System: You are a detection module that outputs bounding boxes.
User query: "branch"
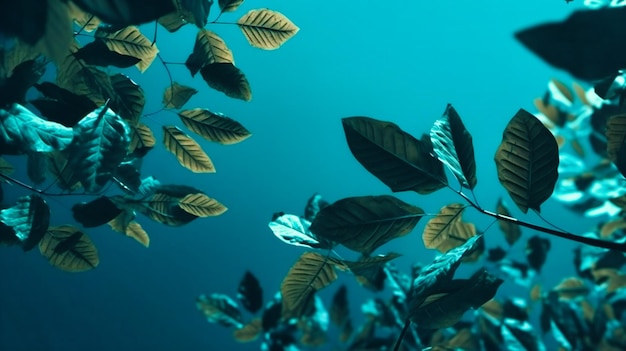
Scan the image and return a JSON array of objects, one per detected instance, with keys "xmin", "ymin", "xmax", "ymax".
[{"xmin": 0, "ymin": 173, "xmax": 97, "ymax": 197}]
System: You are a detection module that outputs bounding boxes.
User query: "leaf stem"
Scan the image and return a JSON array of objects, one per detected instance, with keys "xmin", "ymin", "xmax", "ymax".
[
  {"xmin": 392, "ymin": 319, "xmax": 411, "ymax": 351},
  {"xmin": 0, "ymin": 173, "xmax": 95, "ymax": 197}
]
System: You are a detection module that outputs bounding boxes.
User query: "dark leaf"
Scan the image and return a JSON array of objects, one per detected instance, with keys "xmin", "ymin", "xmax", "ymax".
[
  {"xmin": 330, "ymin": 285, "xmax": 349, "ymax": 327},
  {"xmin": 26, "ymin": 151, "xmax": 47, "ymax": 185},
  {"xmin": 31, "ymin": 82, "xmax": 97, "ymax": 127},
  {"xmin": 501, "ymin": 319, "xmax": 544, "ymax": 351},
  {"xmin": 196, "ymin": 293, "xmax": 243, "ymax": 328},
  {"xmin": 72, "ymin": 0, "xmax": 176, "ymax": 26},
  {"xmin": 0, "ymin": 1, "xmax": 47, "ymax": 44},
  {"xmin": 185, "ymin": 29, "xmax": 234, "ymax": 76},
  {"xmin": 540, "ymin": 291, "xmax": 589, "ymax": 350},
  {"xmin": 341, "ymin": 253, "xmax": 402, "ymax": 291},
  {"xmin": 108, "ymin": 73, "xmax": 145, "ymax": 126},
  {"xmin": 496, "ymin": 198, "xmax": 522, "ymax": 246},
  {"xmin": 114, "ymin": 161, "xmax": 141, "ymax": 194},
  {"xmin": 515, "ymin": 7, "xmax": 626, "ymax": 81},
  {"xmin": 73, "ymin": 40, "xmax": 141, "ymax": 68},
  {"xmin": 342, "ymin": 116, "xmax": 447, "ymax": 194},
  {"xmin": 268, "ymin": 213, "xmax": 330, "ymax": 249},
  {"xmin": 218, "ymin": 0, "xmax": 243, "ymax": 12},
  {"xmin": 237, "ymin": 271, "xmax": 263, "ymax": 313},
  {"xmin": 487, "ymin": 246, "xmax": 507, "ymax": 262},
  {"xmin": 181, "ymin": 0, "xmax": 213, "ymax": 28},
  {"xmin": 525, "ymin": 235, "xmax": 551, "ymax": 272},
  {"xmin": 72, "ymin": 196, "xmax": 122, "ymax": 228},
  {"xmin": 261, "ymin": 296, "xmax": 282, "ymax": 331},
  {"xmin": 0, "ymin": 59, "xmax": 46, "ymax": 107},
  {"xmin": 200, "ymin": 62, "xmax": 251, "ymax": 101},
  {"xmin": 233, "ymin": 318, "xmax": 262, "ymax": 343},
  {"xmin": 0, "ymin": 195, "xmax": 49, "ymax": 251},
  {"xmin": 303, "ymin": 193, "xmax": 329, "ymax": 222},
  {"xmin": 39, "ymin": 225, "xmax": 99, "ymax": 271}
]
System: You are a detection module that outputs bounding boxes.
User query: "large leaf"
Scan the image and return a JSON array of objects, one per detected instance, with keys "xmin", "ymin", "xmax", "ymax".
[
  {"xmin": 0, "ymin": 195, "xmax": 49, "ymax": 251},
  {"xmin": 0, "ymin": 0, "xmax": 47, "ymax": 45},
  {"xmin": 108, "ymin": 210, "xmax": 150, "ymax": 247},
  {"xmin": 281, "ymin": 252, "xmax": 338, "ymax": 319},
  {"xmin": 200, "ymin": 62, "xmax": 251, "ymax": 101},
  {"xmin": 96, "ymin": 26, "xmax": 158, "ymax": 72},
  {"xmin": 269, "ymin": 213, "xmax": 329, "ymax": 249},
  {"xmin": 342, "ymin": 117, "xmax": 447, "ymax": 194},
  {"xmin": 66, "ymin": 104, "xmax": 131, "ymax": 193},
  {"xmin": 185, "ymin": 29, "xmax": 234, "ymax": 76},
  {"xmin": 163, "ymin": 82, "xmax": 198, "ymax": 109},
  {"xmin": 178, "ymin": 108, "xmax": 251, "ymax": 144},
  {"xmin": 38, "ymin": 225, "xmax": 99, "ymax": 272},
  {"xmin": 72, "ymin": 0, "xmax": 175, "ymax": 26},
  {"xmin": 310, "ymin": 195, "xmax": 424, "ymax": 255},
  {"xmin": 162, "ymin": 125, "xmax": 215, "ymax": 173},
  {"xmin": 108, "ymin": 73, "xmax": 145, "ymax": 125},
  {"xmin": 237, "ymin": 271, "xmax": 263, "ymax": 313},
  {"xmin": 196, "ymin": 293, "xmax": 243, "ymax": 328},
  {"xmin": 422, "ymin": 203, "xmax": 477, "ymax": 254},
  {"xmin": 494, "ymin": 109, "xmax": 559, "ymax": 213},
  {"xmin": 237, "ymin": 9, "xmax": 299, "ymax": 50},
  {"xmin": 0, "ymin": 103, "xmax": 73, "ymax": 155},
  {"xmin": 178, "ymin": 193, "xmax": 227, "ymax": 216},
  {"xmin": 430, "ymin": 104, "xmax": 477, "ymax": 189}
]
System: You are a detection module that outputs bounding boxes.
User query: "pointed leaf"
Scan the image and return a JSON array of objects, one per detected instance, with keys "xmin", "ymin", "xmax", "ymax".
[
  {"xmin": 178, "ymin": 108, "xmax": 251, "ymax": 144},
  {"xmin": 96, "ymin": 26, "xmax": 158, "ymax": 72},
  {"xmin": 200, "ymin": 62, "xmax": 251, "ymax": 101},
  {"xmin": 39, "ymin": 225, "xmax": 98, "ymax": 272},
  {"xmin": 32, "ymin": 82, "xmax": 98, "ymax": 127},
  {"xmin": 46, "ymin": 151, "xmax": 81, "ymax": 191},
  {"xmin": 129, "ymin": 122, "xmax": 155, "ymax": 153},
  {"xmin": 72, "ymin": 0, "xmax": 175, "ymax": 26},
  {"xmin": 185, "ymin": 29, "xmax": 233, "ymax": 76},
  {"xmin": 0, "ymin": 195, "xmax": 49, "ymax": 251},
  {"xmin": 496, "ymin": 198, "xmax": 522, "ymax": 246},
  {"xmin": 108, "ymin": 210, "xmax": 150, "ymax": 247},
  {"xmin": 109, "ymin": 73, "xmax": 145, "ymax": 125},
  {"xmin": 430, "ymin": 104, "xmax": 477, "ymax": 189},
  {"xmin": 196, "ymin": 293, "xmax": 243, "ymax": 328},
  {"xmin": 526, "ymin": 235, "xmax": 551, "ymax": 272},
  {"xmin": 237, "ymin": 271, "xmax": 263, "ymax": 313},
  {"xmin": 178, "ymin": 193, "xmax": 227, "ymax": 216},
  {"xmin": 269, "ymin": 213, "xmax": 328, "ymax": 249},
  {"xmin": 237, "ymin": 9, "xmax": 299, "ymax": 50},
  {"xmin": 158, "ymin": 0, "xmax": 211, "ymax": 32},
  {"xmin": 343, "ymin": 117, "xmax": 447, "ymax": 194},
  {"xmin": 219, "ymin": 0, "xmax": 243, "ymax": 12},
  {"xmin": 163, "ymin": 83, "xmax": 198, "ymax": 109},
  {"xmin": 73, "ymin": 40, "xmax": 142, "ymax": 68},
  {"xmin": 310, "ymin": 195, "xmax": 424, "ymax": 255},
  {"xmin": 494, "ymin": 109, "xmax": 559, "ymax": 213},
  {"xmin": 162, "ymin": 125, "xmax": 215, "ymax": 173},
  {"xmin": 422, "ymin": 203, "xmax": 477, "ymax": 254}
]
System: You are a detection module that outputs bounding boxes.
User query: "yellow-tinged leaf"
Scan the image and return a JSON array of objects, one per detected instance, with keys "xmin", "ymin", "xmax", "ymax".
[
  {"xmin": 97, "ymin": 26, "xmax": 158, "ymax": 72},
  {"xmin": 237, "ymin": 9, "xmax": 299, "ymax": 50},
  {"xmin": 179, "ymin": 193, "xmax": 227, "ymax": 217},
  {"xmin": 126, "ymin": 221, "xmax": 149, "ymax": 247},
  {"xmin": 573, "ymin": 82, "xmax": 590, "ymax": 106},
  {"xmin": 190, "ymin": 29, "xmax": 234, "ymax": 67},
  {"xmin": 0, "ymin": 157, "xmax": 14, "ymax": 176},
  {"xmin": 533, "ymin": 97, "xmax": 559, "ymax": 127},
  {"xmin": 163, "ymin": 83, "xmax": 198, "ymax": 109},
  {"xmin": 68, "ymin": 1, "xmax": 101, "ymax": 32},
  {"xmin": 481, "ymin": 299, "xmax": 503, "ymax": 320},
  {"xmin": 551, "ymin": 79, "xmax": 574, "ymax": 104},
  {"xmin": 423, "ymin": 203, "xmax": 475, "ymax": 253},
  {"xmin": 219, "ymin": 0, "xmax": 244, "ymax": 12},
  {"xmin": 600, "ymin": 217, "xmax": 626, "ymax": 238},
  {"xmin": 39, "ymin": 225, "xmax": 99, "ymax": 272},
  {"xmin": 162, "ymin": 126, "xmax": 215, "ymax": 173},
  {"xmin": 0, "ymin": 40, "xmax": 40, "ymax": 79},
  {"xmin": 233, "ymin": 318, "xmax": 262, "ymax": 343},
  {"xmin": 580, "ymin": 300, "xmax": 595, "ymax": 322},
  {"xmin": 130, "ymin": 123, "xmax": 156, "ymax": 152},
  {"xmin": 553, "ymin": 277, "xmax": 588, "ymax": 300},
  {"xmin": 108, "ymin": 210, "xmax": 150, "ymax": 247},
  {"xmin": 607, "ymin": 273, "xmax": 626, "ymax": 293},
  {"xmin": 178, "ymin": 109, "xmax": 251, "ymax": 145}
]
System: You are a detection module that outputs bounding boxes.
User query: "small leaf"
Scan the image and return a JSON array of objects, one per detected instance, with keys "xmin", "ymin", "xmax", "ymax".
[
  {"xmin": 219, "ymin": 0, "xmax": 244, "ymax": 12},
  {"xmin": 96, "ymin": 26, "xmax": 159, "ymax": 72},
  {"xmin": 304, "ymin": 193, "xmax": 330, "ymax": 222},
  {"xmin": 233, "ymin": 318, "xmax": 262, "ymax": 343},
  {"xmin": 185, "ymin": 29, "xmax": 234, "ymax": 76},
  {"xmin": 330, "ymin": 285, "xmax": 349, "ymax": 328},
  {"xmin": 39, "ymin": 225, "xmax": 99, "ymax": 272},
  {"xmin": 72, "ymin": 0, "xmax": 176, "ymax": 26},
  {"xmin": 163, "ymin": 83, "xmax": 198, "ymax": 109},
  {"xmin": 108, "ymin": 210, "xmax": 150, "ymax": 247},
  {"xmin": 72, "ymin": 196, "xmax": 122, "ymax": 228},
  {"xmin": 268, "ymin": 213, "xmax": 328, "ymax": 249},
  {"xmin": 129, "ymin": 123, "xmax": 156, "ymax": 153},
  {"xmin": 162, "ymin": 125, "xmax": 215, "ymax": 173},
  {"xmin": 0, "ymin": 157, "xmax": 14, "ymax": 175},
  {"xmin": 494, "ymin": 109, "xmax": 559, "ymax": 213},
  {"xmin": 496, "ymin": 198, "xmax": 522, "ymax": 246},
  {"xmin": 200, "ymin": 63, "xmax": 251, "ymax": 101},
  {"xmin": 422, "ymin": 203, "xmax": 475, "ymax": 253},
  {"xmin": 525, "ymin": 235, "xmax": 551, "ymax": 272},
  {"xmin": 196, "ymin": 293, "xmax": 243, "ymax": 328},
  {"xmin": 237, "ymin": 9, "xmax": 299, "ymax": 50},
  {"xmin": 178, "ymin": 108, "xmax": 251, "ymax": 144},
  {"xmin": 552, "ymin": 277, "xmax": 588, "ymax": 300},
  {"xmin": 237, "ymin": 271, "xmax": 263, "ymax": 313},
  {"xmin": 178, "ymin": 193, "xmax": 227, "ymax": 216},
  {"xmin": 181, "ymin": 0, "xmax": 213, "ymax": 28}
]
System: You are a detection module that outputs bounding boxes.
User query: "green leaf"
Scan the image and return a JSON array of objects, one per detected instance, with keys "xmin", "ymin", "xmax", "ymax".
[
  {"xmin": 178, "ymin": 108, "xmax": 251, "ymax": 144},
  {"xmin": 0, "ymin": 103, "xmax": 73, "ymax": 155},
  {"xmin": 430, "ymin": 104, "xmax": 477, "ymax": 189},
  {"xmin": 66, "ymin": 104, "xmax": 131, "ymax": 193},
  {"xmin": 494, "ymin": 109, "xmax": 559, "ymax": 213},
  {"xmin": 310, "ymin": 195, "xmax": 424, "ymax": 255},
  {"xmin": 0, "ymin": 195, "xmax": 50, "ymax": 251},
  {"xmin": 342, "ymin": 117, "xmax": 447, "ymax": 194},
  {"xmin": 39, "ymin": 225, "xmax": 99, "ymax": 272}
]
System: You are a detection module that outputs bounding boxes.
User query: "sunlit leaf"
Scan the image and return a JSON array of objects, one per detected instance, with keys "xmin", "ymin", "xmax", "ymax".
[
  {"xmin": 0, "ymin": 195, "xmax": 49, "ymax": 251},
  {"xmin": 200, "ymin": 62, "xmax": 251, "ymax": 101},
  {"xmin": 233, "ymin": 318, "xmax": 262, "ymax": 343},
  {"xmin": 39, "ymin": 225, "xmax": 98, "ymax": 272},
  {"xmin": 422, "ymin": 203, "xmax": 476, "ymax": 254},
  {"xmin": 178, "ymin": 108, "xmax": 251, "ymax": 144},
  {"xmin": 185, "ymin": 29, "xmax": 234, "ymax": 76},
  {"xmin": 72, "ymin": 0, "xmax": 175, "ymax": 26},
  {"xmin": 237, "ymin": 9, "xmax": 299, "ymax": 50},
  {"xmin": 108, "ymin": 209, "xmax": 150, "ymax": 247},
  {"xmin": 96, "ymin": 26, "xmax": 158, "ymax": 72},
  {"xmin": 196, "ymin": 293, "xmax": 243, "ymax": 328},
  {"xmin": 494, "ymin": 109, "xmax": 559, "ymax": 213},
  {"xmin": 163, "ymin": 82, "xmax": 198, "ymax": 109},
  {"xmin": 237, "ymin": 271, "xmax": 263, "ymax": 313},
  {"xmin": 129, "ymin": 123, "xmax": 155, "ymax": 153},
  {"xmin": 162, "ymin": 125, "xmax": 215, "ymax": 173},
  {"xmin": 178, "ymin": 193, "xmax": 227, "ymax": 216},
  {"xmin": 496, "ymin": 198, "xmax": 522, "ymax": 246},
  {"xmin": 342, "ymin": 116, "xmax": 447, "ymax": 194}
]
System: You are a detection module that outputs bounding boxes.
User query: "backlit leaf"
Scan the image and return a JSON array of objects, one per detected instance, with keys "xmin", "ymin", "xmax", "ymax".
[
  {"xmin": 163, "ymin": 83, "xmax": 198, "ymax": 109},
  {"xmin": 32, "ymin": 0, "xmax": 73, "ymax": 65},
  {"xmin": 185, "ymin": 29, "xmax": 233, "ymax": 76},
  {"xmin": 162, "ymin": 125, "xmax": 215, "ymax": 173},
  {"xmin": 237, "ymin": 9, "xmax": 299, "ymax": 50},
  {"xmin": 39, "ymin": 225, "xmax": 99, "ymax": 272},
  {"xmin": 269, "ymin": 213, "xmax": 328, "ymax": 249},
  {"xmin": 129, "ymin": 123, "xmax": 155, "ymax": 153},
  {"xmin": 494, "ymin": 109, "xmax": 559, "ymax": 213},
  {"xmin": 109, "ymin": 211, "xmax": 150, "ymax": 247},
  {"xmin": 200, "ymin": 62, "xmax": 251, "ymax": 101},
  {"xmin": 526, "ymin": 235, "xmax": 551, "ymax": 272},
  {"xmin": 73, "ymin": 40, "xmax": 141, "ymax": 68},
  {"xmin": 32, "ymin": 82, "xmax": 98, "ymax": 127},
  {"xmin": 96, "ymin": 26, "xmax": 158, "ymax": 72},
  {"xmin": 68, "ymin": 1, "xmax": 101, "ymax": 32},
  {"xmin": 178, "ymin": 193, "xmax": 227, "ymax": 217},
  {"xmin": 196, "ymin": 293, "xmax": 243, "ymax": 328},
  {"xmin": 178, "ymin": 108, "xmax": 251, "ymax": 144}
]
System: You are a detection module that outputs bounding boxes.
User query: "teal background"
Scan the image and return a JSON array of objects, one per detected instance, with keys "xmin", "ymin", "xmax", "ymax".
[{"xmin": 0, "ymin": 1, "xmax": 602, "ymax": 350}]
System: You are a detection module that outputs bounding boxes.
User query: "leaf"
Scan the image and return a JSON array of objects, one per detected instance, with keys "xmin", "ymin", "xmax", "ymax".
[
  {"xmin": 178, "ymin": 108, "xmax": 251, "ymax": 144},
  {"xmin": 304, "ymin": 193, "xmax": 330, "ymax": 222},
  {"xmin": 310, "ymin": 195, "xmax": 424, "ymax": 255},
  {"xmin": 72, "ymin": 196, "xmax": 122, "ymax": 228},
  {"xmin": 162, "ymin": 125, "xmax": 215, "ymax": 173},
  {"xmin": 109, "ymin": 73, "xmax": 145, "ymax": 125},
  {"xmin": 342, "ymin": 117, "xmax": 447, "ymax": 194},
  {"xmin": 178, "ymin": 193, "xmax": 227, "ymax": 216},
  {"xmin": 185, "ymin": 29, "xmax": 234, "ymax": 76},
  {"xmin": 553, "ymin": 277, "xmax": 589, "ymax": 300},
  {"xmin": 219, "ymin": 0, "xmax": 243, "ymax": 12},
  {"xmin": 66, "ymin": 104, "xmax": 131, "ymax": 193},
  {"xmin": 0, "ymin": 195, "xmax": 49, "ymax": 251},
  {"xmin": 181, "ymin": 0, "xmax": 213, "ymax": 28},
  {"xmin": 158, "ymin": 0, "xmax": 207, "ymax": 32},
  {"xmin": 237, "ymin": 9, "xmax": 299, "ymax": 50},
  {"xmin": 108, "ymin": 210, "xmax": 150, "ymax": 247},
  {"xmin": 96, "ymin": 26, "xmax": 159, "ymax": 72},
  {"xmin": 200, "ymin": 63, "xmax": 252, "ymax": 101},
  {"xmin": 606, "ymin": 114, "xmax": 626, "ymax": 163},
  {"xmin": 73, "ymin": 40, "xmax": 142, "ymax": 68},
  {"xmin": 39, "ymin": 226, "xmax": 99, "ymax": 272},
  {"xmin": 430, "ymin": 104, "xmax": 477, "ymax": 189},
  {"xmin": 342, "ymin": 253, "xmax": 402, "ymax": 290},
  {"xmin": 46, "ymin": 151, "xmax": 81, "ymax": 191},
  {"xmin": 31, "ymin": 82, "xmax": 98, "ymax": 127},
  {"xmin": 26, "ymin": 151, "xmax": 47, "ymax": 185},
  {"xmin": 422, "ymin": 203, "xmax": 473, "ymax": 253},
  {"xmin": 237, "ymin": 271, "xmax": 263, "ymax": 313},
  {"xmin": 0, "ymin": 157, "xmax": 14, "ymax": 175},
  {"xmin": 268, "ymin": 213, "xmax": 329, "ymax": 249},
  {"xmin": 526, "ymin": 235, "xmax": 551, "ymax": 272},
  {"xmin": 0, "ymin": 59, "xmax": 46, "ymax": 107},
  {"xmin": 163, "ymin": 83, "xmax": 198, "ymax": 109},
  {"xmin": 330, "ymin": 285, "xmax": 349, "ymax": 328},
  {"xmin": 281, "ymin": 252, "xmax": 338, "ymax": 319},
  {"xmin": 0, "ymin": 103, "xmax": 73, "ymax": 155},
  {"xmin": 56, "ymin": 42, "xmax": 112, "ymax": 106},
  {"xmin": 496, "ymin": 198, "xmax": 522, "ymax": 246},
  {"xmin": 196, "ymin": 293, "xmax": 243, "ymax": 328},
  {"xmin": 72, "ymin": 0, "xmax": 176, "ymax": 26},
  {"xmin": 0, "ymin": 0, "xmax": 47, "ymax": 45},
  {"xmin": 233, "ymin": 318, "xmax": 262, "ymax": 343},
  {"xmin": 129, "ymin": 123, "xmax": 155, "ymax": 153},
  {"xmin": 32, "ymin": 0, "xmax": 73, "ymax": 65},
  {"xmin": 494, "ymin": 109, "xmax": 559, "ymax": 213}
]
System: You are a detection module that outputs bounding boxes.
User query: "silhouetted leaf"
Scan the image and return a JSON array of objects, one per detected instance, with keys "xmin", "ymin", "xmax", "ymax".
[
  {"xmin": 31, "ymin": 82, "xmax": 97, "ymax": 127},
  {"xmin": 310, "ymin": 195, "xmax": 424, "ymax": 255},
  {"xmin": 330, "ymin": 285, "xmax": 349, "ymax": 328},
  {"xmin": 72, "ymin": 0, "xmax": 175, "ymax": 26},
  {"xmin": 495, "ymin": 109, "xmax": 559, "ymax": 213},
  {"xmin": 237, "ymin": 9, "xmax": 299, "ymax": 50},
  {"xmin": 129, "ymin": 123, "xmax": 155, "ymax": 153},
  {"xmin": 0, "ymin": 195, "xmax": 49, "ymax": 251},
  {"xmin": 342, "ymin": 253, "xmax": 401, "ymax": 291},
  {"xmin": 430, "ymin": 104, "xmax": 477, "ymax": 189},
  {"xmin": 96, "ymin": 26, "xmax": 158, "ymax": 72},
  {"xmin": 200, "ymin": 63, "xmax": 251, "ymax": 101},
  {"xmin": 501, "ymin": 318, "xmax": 544, "ymax": 351},
  {"xmin": 304, "ymin": 193, "xmax": 329, "ymax": 222},
  {"xmin": 515, "ymin": 7, "xmax": 626, "ymax": 81},
  {"xmin": 0, "ymin": 103, "xmax": 73, "ymax": 155},
  {"xmin": 162, "ymin": 125, "xmax": 215, "ymax": 173},
  {"xmin": 196, "ymin": 293, "xmax": 243, "ymax": 328},
  {"xmin": 0, "ymin": 59, "xmax": 46, "ymax": 107},
  {"xmin": 114, "ymin": 160, "xmax": 141, "ymax": 193},
  {"xmin": 487, "ymin": 246, "xmax": 507, "ymax": 262},
  {"xmin": 553, "ymin": 277, "xmax": 589, "ymax": 300},
  {"xmin": 68, "ymin": 1, "xmax": 101, "ymax": 32},
  {"xmin": 238, "ymin": 271, "xmax": 263, "ymax": 313},
  {"xmin": 108, "ymin": 210, "xmax": 150, "ymax": 247},
  {"xmin": 26, "ymin": 151, "xmax": 47, "ymax": 185},
  {"xmin": 163, "ymin": 83, "xmax": 198, "ymax": 109},
  {"xmin": 269, "ymin": 213, "xmax": 329, "ymax": 249},
  {"xmin": 182, "ymin": 0, "xmax": 213, "ymax": 28},
  {"xmin": 185, "ymin": 29, "xmax": 234, "ymax": 76},
  {"xmin": 342, "ymin": 117, "xmax": 447, "ymax": 194},
  {"xmin": 526, "ymin": 235, "xmax": 551, "ymax": 272},
  {"xmin": 178, "ymin": 108, "xmax": 251, "ymax": 144},
  {"xmin": 108, "ymin": 73, "xmax": 145, "ymax": 125},
  {"xmin": 39, "ymin": 225, "xmax": 99, "ymax": 272},
  {"xmin": 423, "ymin": 203, "xmax": 476, "ymax": 254},
  {"xmin": 72, "ymin": 196, "xmax": 122, "ymax": 228},
  {"xmin": 66, "ymin": 104, "xmax": 131, "ymax": 192},
  {"xmin": 233, "ymin": 318, "xmax": 262, "ymax": 343},
  {"xmin": 56, "ymin": 42, "xmax": 112, "ymax": 106},
  {"xmin": 178, "ymin": 193, "xmax": 227, "ymax": 216},
  {"xmin": 496, "ymin": 198, "xmax": 522, "ymax": 246},
  {"xmin": 281, "ymin": 252, "xmax": 338, "ymax": 319},
  {"xmin": 73, "ymin": 40, "xmax": 142, "ymax": 68},
  {"xmin": 219, "ymin": 0, "xmax": 243, "ymax": 12},
  {"xmin": 0, "ymin": 0, "xmax": 47, "ymax": 45}
]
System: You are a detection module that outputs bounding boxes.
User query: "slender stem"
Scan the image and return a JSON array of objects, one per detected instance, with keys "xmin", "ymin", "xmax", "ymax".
[
  {"xmin": 74, "ymin": 15, "xmax": 95, "ymax": 37},
  {"xmin": 0, "ymin": 174, "xmax": 96, "ymax": 197},
  {"xmin": 144, "ymin": 53, "xmax": 175, "ymax": 117},
  {"xmin": 392, "ymin": 319, "xmax": 411, "ymax": 351}
]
